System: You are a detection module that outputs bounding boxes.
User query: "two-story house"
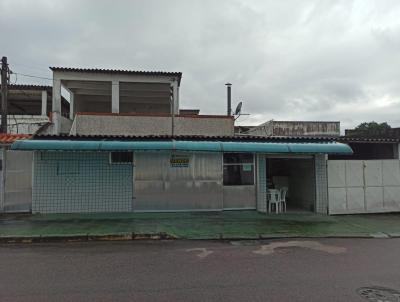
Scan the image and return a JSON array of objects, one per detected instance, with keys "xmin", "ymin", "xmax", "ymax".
[{"xmin": 10, "ymin": 67, "xmax": 353, "ymax": 214}]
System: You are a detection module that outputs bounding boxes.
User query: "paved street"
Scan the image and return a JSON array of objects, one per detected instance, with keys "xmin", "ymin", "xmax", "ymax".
[{"xmin": 1, "ymin": 239, "xmax": 400, "ymax": 302}]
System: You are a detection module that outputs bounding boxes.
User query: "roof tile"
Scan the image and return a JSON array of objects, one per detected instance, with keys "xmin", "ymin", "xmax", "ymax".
[
  {"xmin": 0, "ymin": 134, "xmax": 32, "ymax": 144},
  {"xmin": 50, "ymin": 67, "xmax": 182, "ymax": 83}
]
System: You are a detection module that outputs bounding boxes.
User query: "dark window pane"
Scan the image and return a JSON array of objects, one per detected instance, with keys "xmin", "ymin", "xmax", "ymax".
[
  {"xmin": 110, "ymin": 152, "xmax": 133, "ymax": 164},
  {"xmin": 223, "ymin": 153, "xmax": 254, "ymax": 164},
  {"xmin": 223, "ymin": 164, "xmax": 254, "ymax": 186}
]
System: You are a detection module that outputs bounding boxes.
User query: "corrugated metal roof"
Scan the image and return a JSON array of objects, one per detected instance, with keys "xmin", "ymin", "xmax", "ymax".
[
  {"xmin": 32, "ymin": 133, "xmax": 400, "ymax": 143},
  {"xmin": 1, "ymin": 84, "xmax": 52, "ymax": 91},
  {"xmin": 50, "ymin": 67, "xmax": 182, "ymax": 84},
  {"xmin": 337, "ymin": 137, "xmax": 400, "ymax": 143},
  {"xmin": 33, "ymin": 133, "xmax": 337, "ymax": 142},
  {"xmin": 0, "ymin": 134, "xmax": 32, "ymax": 144}
]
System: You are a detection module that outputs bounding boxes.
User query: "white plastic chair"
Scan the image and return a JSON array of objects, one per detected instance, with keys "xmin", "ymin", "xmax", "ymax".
[
  {"xmin": 267, "ymin": 189, "xmax": 281, "ymax": 214},
  {"xmin": 279, "ymin": 187, "xmax": 288, "ymax": 213}
]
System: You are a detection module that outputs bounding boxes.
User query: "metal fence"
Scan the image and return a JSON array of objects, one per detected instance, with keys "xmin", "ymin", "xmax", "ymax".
[
  {"xmin": 2, "ymin": 150, "xmax": 33, "ymax": 212},
  {"xmin": 328, "ymin": 159, "xmax": 400, "ymax": 214}
]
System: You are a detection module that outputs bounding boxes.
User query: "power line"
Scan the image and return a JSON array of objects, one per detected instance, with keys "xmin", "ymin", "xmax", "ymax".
[
  {"xmin": 10, "ymin": 72, "xmax": 17, "ymax": 84},
  {"xmin": 11, "ymin": 61, "xmax": 50, "ymax": 73},
  {"xmin": 10, "ymin": 71, "xmax": 52, "ymax": 81}
]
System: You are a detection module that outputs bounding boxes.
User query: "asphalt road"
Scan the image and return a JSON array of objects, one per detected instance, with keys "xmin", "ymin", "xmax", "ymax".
[{"xmin": 1, "ymin": 239, "xmax": 400, "ymax": 302}]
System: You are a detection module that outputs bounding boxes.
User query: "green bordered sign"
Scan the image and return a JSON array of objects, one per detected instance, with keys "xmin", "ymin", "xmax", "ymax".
[{"xmin": 170, "ymin": 154, "xmax": 190, "ymax": 168}]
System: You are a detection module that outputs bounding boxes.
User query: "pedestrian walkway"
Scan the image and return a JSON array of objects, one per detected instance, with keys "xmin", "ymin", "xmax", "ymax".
[{"xmin": 1, "ymin": 211, "xmax": 400, "ymax": 241}]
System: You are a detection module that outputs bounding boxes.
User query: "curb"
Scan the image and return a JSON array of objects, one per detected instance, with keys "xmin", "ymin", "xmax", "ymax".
[
  {"xmin": 0, "ymin": 232, "xmax": 177, "ymax": 244},
  {"xmin": 0, "ymin": 232, "xmax": 396, "ymax": 243}
]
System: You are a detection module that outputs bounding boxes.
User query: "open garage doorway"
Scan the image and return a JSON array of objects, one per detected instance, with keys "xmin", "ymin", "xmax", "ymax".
[{"xmin": 266, "ymin": 156, "xmax": 316, "ymax": 213}]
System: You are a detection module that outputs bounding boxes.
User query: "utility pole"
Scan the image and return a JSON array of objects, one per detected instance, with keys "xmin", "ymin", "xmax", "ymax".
[
  {"xmin": 1, "ymin": 56, "xmax": 8, "ymax": 133},
  {"xmin": 170, "ymin": 84, "xmax": 175, "ymax": 137}
]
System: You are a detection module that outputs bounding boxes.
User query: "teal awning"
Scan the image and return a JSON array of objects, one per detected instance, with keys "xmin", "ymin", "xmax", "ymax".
[{"xmin": 11, "ymin": 139, "xmax": 353, "ymax": 155}]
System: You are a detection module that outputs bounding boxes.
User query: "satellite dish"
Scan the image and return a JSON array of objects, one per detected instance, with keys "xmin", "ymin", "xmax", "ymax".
[{"xmin": 234, "ymin": 101, "xmax": 242, "ymax": 115}]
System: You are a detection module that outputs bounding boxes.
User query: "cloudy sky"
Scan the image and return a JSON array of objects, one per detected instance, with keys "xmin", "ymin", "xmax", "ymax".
[{"xmin": 1, "ymin": 0, "xmax": 400, "ymax": 131}]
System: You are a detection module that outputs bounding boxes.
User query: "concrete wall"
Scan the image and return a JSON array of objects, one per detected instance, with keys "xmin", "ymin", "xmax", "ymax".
[
  {"xmin": 33, "ymin": 152, "xmax": 133, "ymax": 213},
  {"xmin": 71, "ymin": 114, "xmax": 234, "ymax": 136},
  {"xmin": 247, "ymin": 121, "xmax": 340, "ymax": 137},
  {"xmin": 7, "ymin": 115, "xmax": 49, "ymax": 135},
  {"xmin": 59, "ymin": 115, "xmax": 73, "ymax": 134},
  {"xmin": 174, "ymin": 116, "xmax": 234, "ymax": 136}
]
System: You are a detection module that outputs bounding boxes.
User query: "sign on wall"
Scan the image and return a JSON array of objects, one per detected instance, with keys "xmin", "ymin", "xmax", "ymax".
[{"xmin": 170, "ymin": 154, "xmax": 190, "ymax": 168}]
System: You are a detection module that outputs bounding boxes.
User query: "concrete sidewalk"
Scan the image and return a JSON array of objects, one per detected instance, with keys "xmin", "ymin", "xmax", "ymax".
[{"xmin": 1, "ymin": 211, "xmax": 400, "ymax": 242}]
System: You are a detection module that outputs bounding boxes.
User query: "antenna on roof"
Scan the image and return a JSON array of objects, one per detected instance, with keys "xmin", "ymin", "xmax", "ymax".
[
  {"xmin": 234, "ymin": 101, "xmax": 242, "ymax": 115},
  {"xmin": 233, "ymin": 101, "xmax": 249, "ymax": 120}
]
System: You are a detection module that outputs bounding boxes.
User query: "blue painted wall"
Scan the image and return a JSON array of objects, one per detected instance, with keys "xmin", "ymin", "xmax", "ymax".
[{"xmin": 33, "ymin": 151, "xmax": 133, "ymax": 213}]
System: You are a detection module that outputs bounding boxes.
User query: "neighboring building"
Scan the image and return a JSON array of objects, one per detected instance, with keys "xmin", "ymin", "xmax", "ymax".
[
  {"xmin": 243, "ymin": 120, "xmax": 340, "ymax": 137},
  {"xmin": 345, "ymin": 127, "xmax": 400, "ymax": 138},
  {"xmin": 332, "ymin": 137, "xmax": 399, "ymax": 160},
  {"xmin": 0, "ymin": 84, "xmax": 69, "ymax": 135},
  {"xmin": 234, "ymin": 125, "xmax": 255, "ymax": 135}
]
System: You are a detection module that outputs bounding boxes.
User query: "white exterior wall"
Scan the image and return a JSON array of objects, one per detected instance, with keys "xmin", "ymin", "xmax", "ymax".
[{"xmin": 328, "ymin": 159, "xmax": 400, "ymax": 214}]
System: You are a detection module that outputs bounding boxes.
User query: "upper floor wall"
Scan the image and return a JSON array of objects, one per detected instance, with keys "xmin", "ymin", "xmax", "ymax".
[
  {"xmin": 69, "ymin": 113, "xmax": 235, "ymax": 136},
  {"xmin": 49, "ymin": 67, "xmax": 235, "ymax": 136},
  {"xmin": 51, "ymin": 67, "xmax": 182, "ymax": 121}
]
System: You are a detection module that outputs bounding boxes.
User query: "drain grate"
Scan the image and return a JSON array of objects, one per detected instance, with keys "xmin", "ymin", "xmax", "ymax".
[{"xmin": 357, "ymin": 286, "xmax": 400, "ymax": 302}]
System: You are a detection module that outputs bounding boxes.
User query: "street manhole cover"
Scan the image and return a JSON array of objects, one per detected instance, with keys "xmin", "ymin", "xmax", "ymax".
[{"xmin": 357, "ymin": 287, "xmax": 400, "ymax": 302}]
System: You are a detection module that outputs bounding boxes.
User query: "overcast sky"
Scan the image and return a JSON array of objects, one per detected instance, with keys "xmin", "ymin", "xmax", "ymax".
[{"xmin": 1, "ymin": 0, "xmax": 400, "ymax": 130}]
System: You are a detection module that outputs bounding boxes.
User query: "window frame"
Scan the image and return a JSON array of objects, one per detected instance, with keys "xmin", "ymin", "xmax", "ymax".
[
  {"xmin": 109, "ymin": 151, "xmax": 134, "ymax": 165},
  {"xmin": 223, "ymin": 153, "xmax": 255, "ymax": 186}
]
